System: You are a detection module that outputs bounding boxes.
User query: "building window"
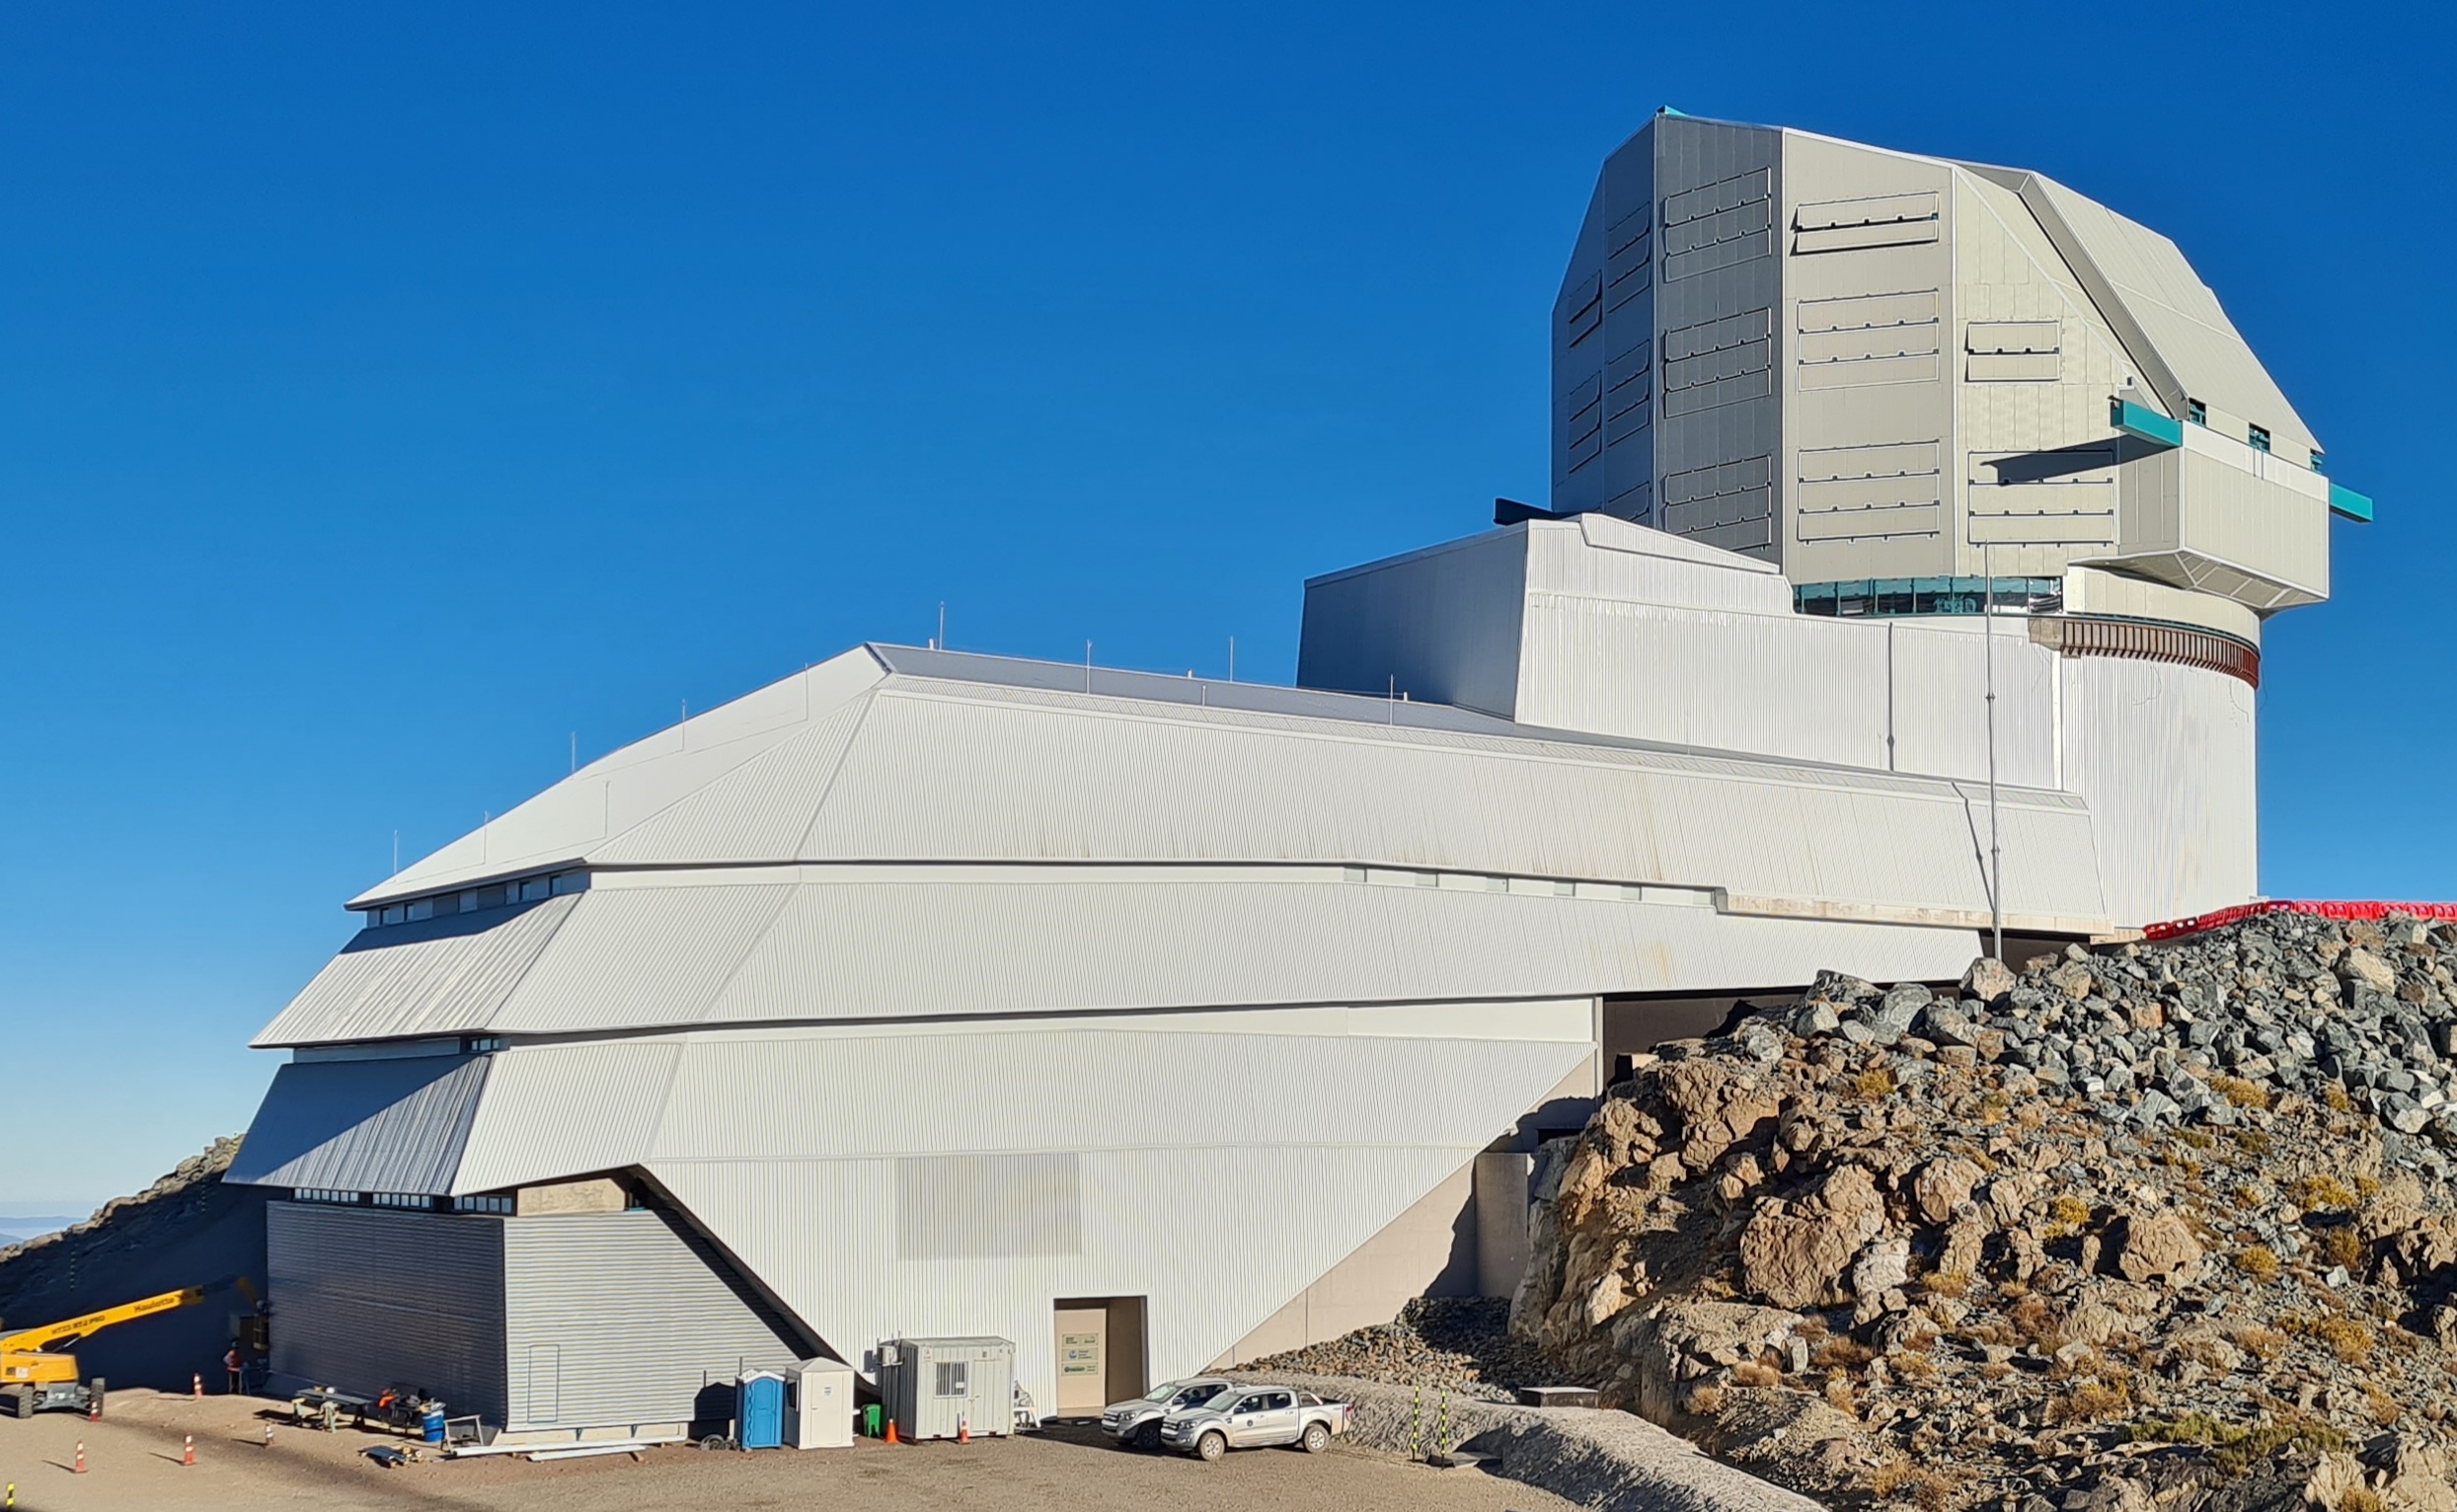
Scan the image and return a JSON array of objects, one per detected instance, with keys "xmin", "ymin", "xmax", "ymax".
[
  {"xmin": 454, "ymin": 1194, "xmax": 515, "ymax": 1215},
  {"xmin": 461, "ymin": 1035, "xmax": 508, "ymax": 1055},
  {"xmin": 1795, "ymin": 577, "xmax": 2064, "ymax": 620},
  {"xmin": 293, "ymin": 1188, "xmax": 359, "ymax": 1205},
  {"xmin": 2186, "ymin": 399, "xmax": 2206, "ymax": 425},
  {"xmin": 370, "ymin": 1192, "xmax": 437, "ymax": 1211},
  {"xmin": 934, "ymin": 1362, "xmax": 969, "ymax": 1399},
  {"xmin": 364, "ymin": 871, "xmax": 586, "ymax": 930},
  {"xmin": 2248, "ymin": 424, "xmax": 2270, "ymax": 453}
]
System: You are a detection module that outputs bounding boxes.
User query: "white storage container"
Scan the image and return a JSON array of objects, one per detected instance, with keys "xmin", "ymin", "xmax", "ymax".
[{"xmin": 877, "ymin": 1337, "xmax": 1014, "ymax": 1441}]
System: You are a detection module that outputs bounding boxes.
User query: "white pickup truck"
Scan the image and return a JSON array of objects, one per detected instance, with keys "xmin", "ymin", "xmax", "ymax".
[{"xmin": 1157, "ymin": 1385, "xmax": 1352, "ymax": 1462}]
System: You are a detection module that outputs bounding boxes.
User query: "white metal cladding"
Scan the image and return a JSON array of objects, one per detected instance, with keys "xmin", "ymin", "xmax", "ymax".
[
  {"xmin": 1514, "ymin": 596, "xmax": 1892, "ymax": 769},
  {"xmin": 283, "ymin": 1023, "xmax": 1594, "ymax": 1411},
  {"xmin": 230, "ymin": 1055, "xmax": 489, "ymax": 1194},
  {"xmin": 1544, "ymin": 513, "xmax": 1793, "ymax": 613},
  {"xmin": 499, "ymin": 1209, "xmax": 806, "ymax": 1433},
  {"xmin": 256, "ymin": 877, "xmax": 2012, "ymax": 1047},
  {"xmin": 267, "ymin": 1203, "xmax": 507, "ymax": 1418},
  {"xmin": 1882, "ymin": 620, "xmax": 2058, "ymax": 789},
  {"xmin": 624, "ymin": 1025, "xmax": 1581, "ymax": 1403},
  {"xmin": 453, "ymin": 1040, "xmax": 681, "ymax": 1194},
  {"xmin": 356, "ymin": 652, "xmax": 886, "ymax": 905},
  {"xmin": 2016, "ymin": 174, "xmax": 2315, "ymax": 457},
  {"xmin": 653, "ymin": 1144, "xmax": 1503, "ymax": 1418},
  {"xmin": 590, "ymin": 695, "xmax": 871, "ymax": 865},
  {"xmin": 797, "ymin": 682, "xmax": 2099, "ymax": 904},
  {"xmin": 252, "ymin": 895, "xmax": 576, "ymax": 1046},
  {"xmin": 1295, "ymin": 529, "xmax": 1529, "ymax": 716},
  {"xmin": 2058, "ymin": 654, "xmax": 2258, "ymax": 926},
  {"xmin": 445, "ymin": 1021, "xmax": 1594, "ymax": 1196}
]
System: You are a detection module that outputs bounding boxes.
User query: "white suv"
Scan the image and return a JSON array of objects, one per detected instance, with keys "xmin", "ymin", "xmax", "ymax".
[{"xmin": 1158, "ymin": 1386, "xmax": 1352, "ymax": 1462}]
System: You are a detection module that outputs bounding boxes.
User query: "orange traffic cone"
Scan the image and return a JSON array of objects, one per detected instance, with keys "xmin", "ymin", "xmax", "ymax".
[
  {"xmin": 184, "ymin": 1435, "xmax": 195, "ymax": 1467},
  {"xmin": 192, "ymin": 1374, "xmax": 202, "ymax": 1399},
  {"xmin": 884, "ymin": 1416, "xmax": 899, "ymax": 1445},
  {"xmin": 959, "ymin": 1413, "xmax": 970, "ymax": 1445},
  {"xmin": 74, "ymin": 1443, "xmax": 86, "ymax": 1474},
  {"xmin": 87, "ymin": 1398, "xmax": 99, "ymax": 1424}
]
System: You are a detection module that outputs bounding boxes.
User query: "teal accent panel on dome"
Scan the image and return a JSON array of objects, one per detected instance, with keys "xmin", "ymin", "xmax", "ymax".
[{"xmin": 2111, "ymin": 397, "xmax": 2183, "ymax": 448}]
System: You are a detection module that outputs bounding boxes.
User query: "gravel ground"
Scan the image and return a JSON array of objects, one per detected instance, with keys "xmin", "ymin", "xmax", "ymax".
[
  {"xmin": 1239, "ymin": 1298, "xmax": 1553, "ymax": 1400},
  {"xmin": 0, "ymin": 1390, "xmax": 1581, "ymax": 1512},
  {"xmin": 1243, "ymin": 1369, "xmax": 1823, "ymax": 1512}
]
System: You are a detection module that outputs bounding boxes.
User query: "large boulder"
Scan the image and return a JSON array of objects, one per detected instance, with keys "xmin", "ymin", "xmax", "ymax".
[
  {"xmin": 2342, "ymin": 946, "xmax": 2400, "ymax": 995},
  {"xmin": 2110, "ymin": 1210, "xmax": 2203, "ymax": 1282},
  {"xmin": 1912, "ymin": 1155, "xmax": 1981, "ymax": 1226},
  {"xmin": 1650, "ymin": 1060, "xmax": 1782, "ymax": 1172},
  {"xmin": 1618, "ymin": 1298, "xmax": 1809, "ymax": 1422},
  {"xmin": 1738, "ymin": 1165, "xmax": 1887, "ymax": 1308},
  {"xmin": 1961, "ymin": 955, "xmax": 2018, "ymax": 1006}
]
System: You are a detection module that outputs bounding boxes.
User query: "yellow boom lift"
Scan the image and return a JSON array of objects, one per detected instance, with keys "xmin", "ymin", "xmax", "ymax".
[{"xmin": 1, "ymin": 1288, "xmax": 205, "ymax": 1418}]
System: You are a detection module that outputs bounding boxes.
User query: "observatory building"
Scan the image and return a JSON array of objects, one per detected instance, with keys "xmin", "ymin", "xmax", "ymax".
[{"xmin": 231, "ymin": 113, "xmax": 2368, "ymax": 1440}]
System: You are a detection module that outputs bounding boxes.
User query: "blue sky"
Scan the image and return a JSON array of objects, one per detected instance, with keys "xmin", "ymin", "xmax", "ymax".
[{"xmin": 2, "ymin": 1, "xmax": 2447, "ymax": 1212}]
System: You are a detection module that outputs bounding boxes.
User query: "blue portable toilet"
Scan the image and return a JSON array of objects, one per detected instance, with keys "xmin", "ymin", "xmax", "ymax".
[{"xmin": 737, "ymin": 1372, "xmax": 787, "ymax": 1450}]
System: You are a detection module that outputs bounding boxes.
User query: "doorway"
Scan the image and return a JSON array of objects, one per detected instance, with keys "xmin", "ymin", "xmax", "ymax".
[{"xmin": 1051, "ymin": 1296, "xmax": 1146, "ymax": 1417}]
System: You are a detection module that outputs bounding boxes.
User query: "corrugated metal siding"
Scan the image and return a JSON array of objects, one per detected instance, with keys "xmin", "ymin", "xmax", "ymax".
[
  {"xmin": 651, "ymin": 1142, "xmax": 1508, "ymax": 1421},
  {"xmin": 2027, "ymin": 177, "xmax": 2314, "ymax": 456},
  {"xmin": 360, "ymin": 651, "xmax": 885, "ymax": 905},
  {"xmin": 374, "ymin": 1022, "xmax": 1591, "ymax": 1412},
  {"xmin": 801, "ymin": 682, "xmax": 2096, "ymax": 907},
  {"xmin": 1294, "ymin": 529, "xmax": 1527, "ymax": 716},
  {"xmin": 2059, "ymin": 654, "xmax": 2257, "ymax": 927},
  {"xmin": 490, "ymin": 884, "xmax": 794, "ymax": 1035},
  {"xmin": 1886, "ymin": 622, "xmax": 2058, "ymax": 788},
  {"xmin": 648, "ymin": 1029, "xmax": 1594, "ymax": 1162},
  {"xmin": 267, "ymin": 1204, "xmax": 506, "ymax": 1422},
  {"xmin": 1515, "ymin": 596, "xmax": 1891, "ymax": 768},
  {"xmin": 592, "ymin": 696, "xmax": 870, "ymax": 865},
  {"xmin": 304, "ymin": 878, "xmax": 1999, "ymax": 1043},
  {"xmin": 253, "ymin": 896, "xmax": 576, "ymax": 1047},
  {"xmin": 451, "ymin": 1040, "xmax": 681, "ymax": 1195},
  {"xmin": 230, "ymin": 1056, "xmax": 488, "ymax": 1193},
  {"xmin": 1539, "ymin": 514, "xmax": 1793, "ymax": 614},
  {"xmin": 499, "ymin": 1209, "xmax": 805, "ymax": 1432}
]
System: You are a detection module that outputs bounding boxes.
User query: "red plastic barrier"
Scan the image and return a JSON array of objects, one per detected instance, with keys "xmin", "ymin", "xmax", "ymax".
[{"xmin": 2143, "ymin": 899, "xmax": 2457, "ymax": 943}]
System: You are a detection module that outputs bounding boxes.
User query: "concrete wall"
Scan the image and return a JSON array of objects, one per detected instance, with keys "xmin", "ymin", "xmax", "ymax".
[
  {"xmin": 1212, "ymin": 1159, "xmax": 1480, "ymax": 1366},
  {"xmin": 1474, "ymin": 1153, "xmax": 1533, "ymax": 1301}
]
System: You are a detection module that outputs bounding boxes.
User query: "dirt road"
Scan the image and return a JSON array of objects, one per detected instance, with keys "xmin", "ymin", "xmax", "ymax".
[{"xmin": 0, "ymin": 1390, "xmax": 1574, "ymax": 1511}]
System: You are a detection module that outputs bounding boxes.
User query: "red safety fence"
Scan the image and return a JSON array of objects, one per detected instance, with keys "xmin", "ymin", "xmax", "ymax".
[{"xmin": 2143, "ymin": 900, "xmax": 2457, "ymax": 943}]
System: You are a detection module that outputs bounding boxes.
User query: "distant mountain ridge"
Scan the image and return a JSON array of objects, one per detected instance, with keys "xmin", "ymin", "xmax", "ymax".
[{"xmin": 0, "ymin": 1218, "xmax": 78, "ymax": 1247}]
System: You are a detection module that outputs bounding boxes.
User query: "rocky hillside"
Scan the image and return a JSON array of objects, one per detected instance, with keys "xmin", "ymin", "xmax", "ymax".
[
  {"xmin": 1516, "ymin": 913, "xmax": 2457, "ymax": 1512},
  {"xmin": 0, "ymin": 1137, "xmax": 269, "ymax": 1391}
]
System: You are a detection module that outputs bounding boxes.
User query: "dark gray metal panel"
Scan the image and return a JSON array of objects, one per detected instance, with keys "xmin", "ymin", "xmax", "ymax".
[
  {"xmin": 229, "ymin": 1056, "xmax": 488, "ymax": 1195},
  {"xmin": 1651, "ymin": 116, "xmax": 1782, "ymax": 562},
  {"xmin": 266, "ymin": 1203, "xmax": 507, "ymax": 1423},
  {"xmin": 1555, "ymin": 124, "xmax": 1654, "ymax": 520},
  {"xmin": 500, "ymin": 1207, "xmax": 806, "ymax": 1433},
  {"xmin": 1294, "ymin": 530, "xmax": 1528, "ymax": 718}
]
